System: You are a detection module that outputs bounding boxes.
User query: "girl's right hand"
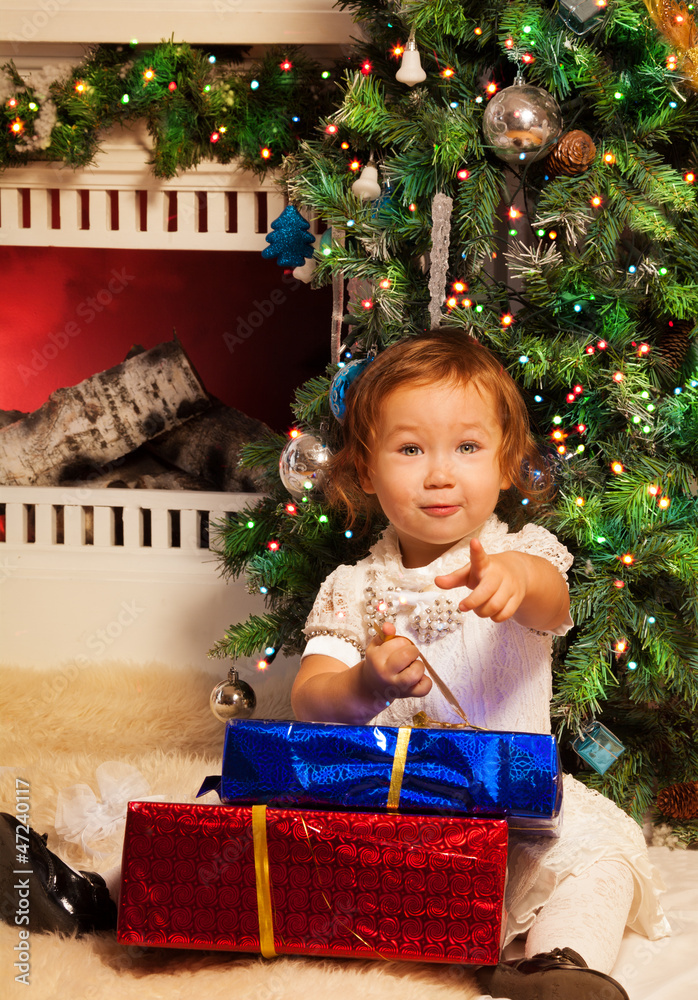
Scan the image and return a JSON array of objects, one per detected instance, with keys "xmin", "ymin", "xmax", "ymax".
[{"xmin": 360, "ymin": 621, "xmax": 433, "ymax": 702}]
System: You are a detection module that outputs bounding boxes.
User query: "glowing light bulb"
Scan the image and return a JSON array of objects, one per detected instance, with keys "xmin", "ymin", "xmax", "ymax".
[
  {"xmin": 441, "ymin": 67, "xmax": 455, "ymax": 78},
  {"xmin": 74, "ymin": 81, "xmax": 86, "ymax": 93},
  {"xmin": 361, "ymin": 60, "xmax": 373, "ymax": 75},
  {"xmin": 457, "ymin": 168, "xmax": 470, "ymax": 180},
  {"xmin": 509, "ymin": 207, "xmax": 521, "ymax": 219},
  {"xmin": 611, "ymin": 461, "xmax": 624, "ymax": 474},
  {"xmin": 210, "ymin": 132, "xmax": 220, "ymax": 143},
  {"xmin": 379, "ymin": 278, "xmax": 391, "ymax": 289},
  {"xmin": 325, "ymin": 124, "xmax": 338, "ymax": 134},
  {"xmin": 615, "ymin": 639, "xmax": 628, "ymax": 653},
  {"xmin": 501, "ymin": 312, "xmax": 514, "ymax": 326},
  {"xmin": 267, "ymin": 540, "xmax": 280, "ymax": 552},
  {"xmin": 168, "ymin": 81, "xmax": 177, "ymax": 91},
  {"xmin": 361, "ymin": 298, "xmax": 373, "ymax": 309},
  {"xmin": 341, "ymin": 141, "xmax": 349, "ymax": 149},
  {"xmin": 285, "ymin": 504, "xmax": 297, "ymax": 514},
  {"xmin": 613, "ymin": 371, "xmax": 624, "ymax": 382},
  {"xmin": 143, "ymin": 68, "xmax": 155, "ymax": 81},
  {"xmin": 684, "ymin": 171, "xmax": 696, "ymax": 183},
  {"xmin": 452, "ymin": 281, "xmax": 467, "ymax": 292},
  {"xmin": 349, "ymin": 159, "xmax": 361, "ymax": 171},
  {"xmin": 648, "ymin": 484, "xmax": 660, "ymax": 496},
  {"xmin": 575, "ymin": 497, "xmax": 585, "ymax": 506},
  {"xmin": 658, "ymin": 496, "xmax": 671, "ymax": 509},
  {"xmin": 604, "ymin": 152, "xmax": 616, "ymax": 165},
  {"xmin": 591, "ymin": 195, "xmax": 602, "ymax": 207},
  {"xmin": 280, "ymin": 59, "xmax": 293, "ymax": 71},
  {"xmin": 246, "ymin": 520, "xmax": 255, "ymax": 529},
  {"xmin": 446, "ymin": 297, "xmax": 458, "ymax": 308},
  {"xmin": 486, "ymin": 82, "xmax": 498, "ymax": 95},
  {"xmin": 621, "ymin": 553, "xmax": 634, "ymax": 565},
  {"xmin": 260, "ymin": 147, "xmax": 271, "ymax": 159},
  {"xmin": 289, "ymin": 428, "xmax": 301, "ymax": 438}
]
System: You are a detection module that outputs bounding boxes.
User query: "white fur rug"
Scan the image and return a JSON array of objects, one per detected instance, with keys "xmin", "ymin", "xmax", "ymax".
[{"xmin": 0, "ymin": 662, "xmax": 484, "ymax": 1000}]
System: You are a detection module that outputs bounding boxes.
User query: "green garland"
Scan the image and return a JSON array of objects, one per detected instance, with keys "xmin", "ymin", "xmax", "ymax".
[{"xmin": 1, "ymin": 40, "xmax": 339, "ymax": 179}]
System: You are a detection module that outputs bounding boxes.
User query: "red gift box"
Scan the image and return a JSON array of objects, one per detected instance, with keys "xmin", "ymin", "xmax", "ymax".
[{"xmin": 117, "ymin": 801, "xmax": 507, "ymax": 965}]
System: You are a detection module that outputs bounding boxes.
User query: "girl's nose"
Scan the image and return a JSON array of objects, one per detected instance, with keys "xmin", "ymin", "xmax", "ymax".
[{"xmin": 424, "ymin": 460, "xmax": 455, "ymax": 488}]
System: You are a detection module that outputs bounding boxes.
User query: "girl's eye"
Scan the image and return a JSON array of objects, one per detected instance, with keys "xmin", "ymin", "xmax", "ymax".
[
  {"xmin": 400, "ymin": 444, "xmax": 422, "ymax": 456},
  {"xmin": 458, "ymin": 442, "xmax": 478, "ymax": 454}
]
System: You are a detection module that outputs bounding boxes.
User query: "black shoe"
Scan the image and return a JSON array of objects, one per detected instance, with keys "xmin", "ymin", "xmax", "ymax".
[
  {"xmin": 0, "ymin": 811, "xmax": 117, "ymax": 936},
  {"xmin": 475, "ymin": 946, "xmax": 630, "ymax": 1000}
]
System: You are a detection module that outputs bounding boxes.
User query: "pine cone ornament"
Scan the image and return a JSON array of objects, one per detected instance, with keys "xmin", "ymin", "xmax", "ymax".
[
  {"xmin": 545, "ymin": 130, "xmax": 597, "ymax": 177},
  {"xmin": 657, "ymin": 319, "xmax": 694, "ymax": 369},
  {"xmin": 657, "ymin": 781, "xmax": 698, "ymax": 821}
]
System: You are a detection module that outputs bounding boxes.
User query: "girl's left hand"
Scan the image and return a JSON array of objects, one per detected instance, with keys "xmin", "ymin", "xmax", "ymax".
[{"xmin": 433, "ymin": 538, "xmax": 526, "ymax": 623}]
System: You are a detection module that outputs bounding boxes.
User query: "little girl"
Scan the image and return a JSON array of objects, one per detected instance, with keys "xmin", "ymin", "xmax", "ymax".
[{"xmin": 291, "ymin": 328, "xmax": 670, "ymax": 1000}]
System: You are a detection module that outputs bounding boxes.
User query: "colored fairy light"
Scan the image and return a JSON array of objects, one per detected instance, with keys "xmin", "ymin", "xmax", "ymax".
[
  {"xmin": 450, "ymin": 101, "xmax": 459, "ymax": 108},
  {"xmin": 462, "ymin": 298, "xmax": 472, "ymax": 308},
  {"xmin": 409, "ymin": 202, "xmax": 417, "ymax": 211},
  {"xmin": 322, "ymin": 246, "xmax": 332, "ymax": 256},
  {"xmin": 614, "ymin": 639, "xmax": 628, "ymax": 653},
  {"xmin": 574, "ymin": 384, "xmax": 583, "ymax": 394},
  {"xmin": 522, "ymin": 54, "xmax": 534, "ymax": 64},
  {"xmin": 519, "ymin": 355, "xmax": 529, "ymax": 364},
  {"xmin": 628, "ymin": 661, "xmax": 637, "ymax": 670},
  {"xmin": 597, "ymin": 536, "xmax": 607, "ymax": 543},
  {"xmin": 521, "ymin": 498, "xmax": 530, "ymax": 505},
  {"xmin": 638, "ymin": 343, "xmax": 651, "ymax": 356},
  {"xmin": 143, "ymin": 68, "xmax": 155, "ymax": 81},
  {"xmin": 341, "ymin": 141, "xmax": 349, "ymax": 149},
  {"xmin": 474, "ymin": 27, "xmax": 483, "ymax": 35},
  {"xmin": 265, "ymin": 647, "xmax": 276, "ymax": 657},
  {"xmin": 659, "ymin": 267, "xmax": 668, "ymax": 275},
  {"xmin": 506, "ymin": 38, "xmax": 514, "ymax": 49},
  {"xmin": 591, "ymin": 195, "xmax": 602, "ymax": 207},
  {"xmin": 261, "ymin": 147, "xmax": 271, "ymax": 159},
  {"xmin": 441, "ymin": 68, "xmax": 455, "ymax": 78},
  {"xmin": 379, "ymin": 278, "xmax": 391, "ymax": 289},
  {"xmin": 574, "ymin": 303, "xmax": 582, "ymax": 312},
  {"xmin": 501, "ymin": 313, "xmax": 514, "ymax": 326},
  {"xmin": 648, "ymin": 483, "xmax": 660, "ymax": 495},
  {"xmin": 345, "ymin": 530, "xmax": 353, "ymax": 538},
  {"xmin": 168, "ymin": 81, "xmax": 177, "ymax": 91},
  {"xmin": 257, "ymin": 659, "xmax": 268, "ymax": 670},
  {"xmin": 611, "ymin": 461, "xmax": 624, "ymax": 474},
  {"xmin": 552, "ymin": 415, "xmax": 563, "ymax": 425},
  {"xmin": 392, "ymin": 45, "xmax": 404, "ymax": 57},
  {"xmin": 74, "ymin": 81, "xmax": 86, "ymax": 93},
  {"xmin": 291, "ymin": 116, "xmax": 299, "ymax": 122},
  {"xmin": 534, "ymin": 395, "xmax": 543, "ymax": 402},
  {"xmin": 349, "ymin": 159, "xmax": 361, "ymax": 171},
  {"xmin": 28, "ymin": 102, "xmax": 36, "ymax": 110},
  {"xmin": 621, "ymin": 553, "xmax": 634, "ymax": 565},
  {"xmin": 346, "ymin": 219, "xmax": 355, "ymax": 227},
  {"xmin": 285, "ymin": 503, "xmax": 297, "ymax": 514},
  {"xmin": 552, "ymin": 430, "xmax": 566, "ymax": 441},
  {"xmin": 250, "ymin": 79, "xmax": 260, "ymax": 90},
  {"xmin": 121, "ymin": 94, "xmax": 130, "ymax": 104},
  {"xmin": 267, "ymin": 540, "xmax": 280, "ymax": 552},
  {"xmin": 322, "ymin": 70, "xmax": 331, "ymax": 79},
  {"xmin": 576, "ymin": 444, "xmax": 585, "ymax": 453},
  {"xmin": 319, "ymin": 514, "xmax": 329, "ymax": 523},
  {"xmin": 10, "ymin": 118, "xmax": 23, "ymax": 134},
  {"xmin": 280, "ymin": 59, "xmax": 293, "ymax": 71},
  {"xmin": 604, "ymin": 152, "xmax": 616, "ymax": 164},
  {"xmin": 537, "ymin": 228, "xmax": 546, "ymax": 237},
  {"xmin": 457, "ymin": 168, "xmax": 470, "ymax": 180},
  {"xmin": 614, "ymin": 580, "xmax": 625, "ymax": 589},
  {"xmin": 452, "ymin": 281, "xmax": 467, "ymax": 292},
  {"xmin": 577, "ymin": 423, "xmax": 587, "ymax": 433},
  {"xmin": 674, "ymin": 386, "xmax": 683, "ymax": 394},
  {"xmin": 509, "ymin": 207, "xmax": 521, "ymax": 219},
  {"xmin": 549, "ymin": 230, "xmax": 557, "ymax": 240},
  {"xmin": 246, "ymin": 521, "xmax": 255, "ymax": 530},
  {"xmin": 557, "ymin": 445, "xmax": 567, "ymax": 455},
  {"xmin": 362, "ymin": 298, "xmax": 373, "ymax": 309},
  {"xmin": 575, "ymin": 497, "xmax": 585, "ymax": 506},
  {"xmin": 523, "ymin": 24, "xmax": 532, "ymax": 32},
  {"xmin": 475, "ymin": 304, "xmax": 484, "ymax": 312},
  {"xmin": 486, "ymin": 82, "xmax": 498, "ymax": 95},
  {"xmin": 659, "ymin": 496, "xmax": 671, "ymax": 509},
  {"xmin": 259, "ymin": 586, "xmax": 268, "ymax": 594},
  {"xmin": 628, "ymin": 265, "xmax": 637, "ymax": 273},
  {"xmin": 219, "ymin": 126, "xmax": 227, "ymax": 133},
  {"xmin": 446, "ymin": 297, "xmax": 458, "ymax": 308},
  {"xmin": 475, "ymin": 95, "xmax": 483, "ymax": 103},
  {"xmin": 685, "ymin": 171, "xmax": 695, "ymax": 183},
  {"xmin": 566, "ymin": 393, "xmax": 575, "ymax": 403},
  {"xmin": 210, "ymin": 132, "xmax": 220, "ymax": 143},
  {"xmin": 509, "ymin": 229, "xmax": 518, "ymax": 236},
  {"xmin": 361, "ymin": 60, "xmax": 373, "ymax": 74},
  {"xmin": 6, "ymin": 98, "xmax": 17, "ymax": 108},
  {"xmin": 614, "ymin": 91, "xmax": 623, "ymax": 99},
  {"xmin": 598, "ymin": 340, "xmax": 607, "ymax": 349},
  {"xmin": 613, "ymin": 371, "xmax": 624, "ymax": 382},
  {"xmin": 325, "ymin": 124, "xmax": 338, "ymax": 134}
]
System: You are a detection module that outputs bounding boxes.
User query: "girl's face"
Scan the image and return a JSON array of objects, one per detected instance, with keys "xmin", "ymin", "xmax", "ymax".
[{"xmin": 359, "ymin": 379, "xmax": 511, "ymax": 568}]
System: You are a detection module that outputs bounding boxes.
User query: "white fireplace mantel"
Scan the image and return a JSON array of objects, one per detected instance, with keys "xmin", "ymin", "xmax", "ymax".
[{"xmin": 0, "ymin": 1, "xmax": 357, "ymax": 46}]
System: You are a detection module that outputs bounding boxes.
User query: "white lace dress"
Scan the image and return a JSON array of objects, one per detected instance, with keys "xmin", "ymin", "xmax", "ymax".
[{"xmin": 301, "ymin": 515, "xmax": 671, "ymax": 947}]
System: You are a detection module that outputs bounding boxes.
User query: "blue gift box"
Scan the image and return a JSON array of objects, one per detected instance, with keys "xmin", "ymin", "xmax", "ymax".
[{"xmin": 198, "ymin": 719, "xmax": 563, "ymax": 836}]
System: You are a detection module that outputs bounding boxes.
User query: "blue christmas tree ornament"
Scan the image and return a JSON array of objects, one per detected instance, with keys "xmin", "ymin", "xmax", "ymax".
[
  {"xmin": 329, "ymin": 357, "xmax": 374, "ymax": 421},
  {"xmin": 261, "ymin": 205, "xmax": 315, "ymax": 268}
]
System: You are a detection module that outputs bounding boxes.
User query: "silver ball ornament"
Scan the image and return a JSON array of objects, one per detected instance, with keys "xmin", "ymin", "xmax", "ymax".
[
  {"xmin": 482, "ymin": 80, "xmax": 562, "ymax": 164},
  {"xmin": 210, "ymin": 667, "xmax": 257, "ymax": 721},
  {"xmin": 279, "ymin": 432, "xmax": 331, "ymax": 498}
]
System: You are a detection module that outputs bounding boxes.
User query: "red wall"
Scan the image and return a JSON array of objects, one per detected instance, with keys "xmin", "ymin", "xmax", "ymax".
[{"xmin": 1, "ymin": 246, "xmax": 332, "ymax": 431}]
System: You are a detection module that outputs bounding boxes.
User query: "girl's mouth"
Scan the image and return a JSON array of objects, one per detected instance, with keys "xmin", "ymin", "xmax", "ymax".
[{"xmin": 421, "ymin": 505, "xmax": 460, "ymax": 516}]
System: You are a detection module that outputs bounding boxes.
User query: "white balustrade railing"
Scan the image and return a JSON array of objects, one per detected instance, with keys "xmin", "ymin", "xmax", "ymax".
[{"xmin": 0, "ymin": 486, "xmax": 267, "ymax": 670}]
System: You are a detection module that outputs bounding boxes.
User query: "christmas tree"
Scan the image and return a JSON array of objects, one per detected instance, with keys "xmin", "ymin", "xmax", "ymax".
[{"xmin": 212, "ymin": 0, "xmax": 698, "ymax": 842}]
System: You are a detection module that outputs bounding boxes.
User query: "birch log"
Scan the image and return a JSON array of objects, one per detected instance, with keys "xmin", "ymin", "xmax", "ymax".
[{"xmin": 0, "ymin": 339, "xmax": 210, "ymax": 486}]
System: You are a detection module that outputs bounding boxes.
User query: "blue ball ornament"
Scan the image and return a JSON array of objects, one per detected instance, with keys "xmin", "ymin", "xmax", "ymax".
[{"xmin": 329, "ymin": 357, "xmax": 373, "ymax": 421}]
